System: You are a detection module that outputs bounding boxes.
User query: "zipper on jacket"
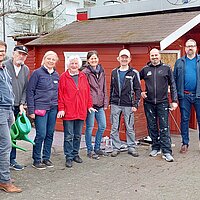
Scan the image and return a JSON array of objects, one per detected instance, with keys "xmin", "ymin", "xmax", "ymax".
[
  {"xmin": 117, "ymin": 70, "xmax": 121, "ymax": 105},
  {"xmin": 154, "ymin": 67, "xmax": 157, "ymax": 104}
]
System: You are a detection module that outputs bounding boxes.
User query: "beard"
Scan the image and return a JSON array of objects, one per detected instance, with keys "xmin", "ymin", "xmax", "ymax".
[
  {"xmin": 16, "ymin": 60, "xmax": 24, "ymax": 65},
  {"xmin": 151, "ymin": 59, "xmax": 160, "ymax": 66}
]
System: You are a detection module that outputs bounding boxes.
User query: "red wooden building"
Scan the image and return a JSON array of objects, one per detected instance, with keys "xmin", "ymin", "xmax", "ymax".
[{"xmin": 18, "ymin": 10, "xmax": 200, "ymax": 140}]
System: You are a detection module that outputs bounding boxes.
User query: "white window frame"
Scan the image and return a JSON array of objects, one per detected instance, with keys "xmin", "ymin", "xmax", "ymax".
[
  {"xmin": 64, "ymin": 52, "xmax": 87, "ymax": 71},
  {"xmin": 160, "ymin": 50, "xmax": 181, "ymax": 59}
]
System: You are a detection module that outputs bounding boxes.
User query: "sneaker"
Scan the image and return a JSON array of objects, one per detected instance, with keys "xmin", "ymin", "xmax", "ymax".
[
  {"xmin": 95, "ymin": 149, "xmax": 109, "ymax": 157},
  {"xmin": 162, "ymin": 153, "xmax": 174, "ymax": 162},
  {"xmin": 32, "ymin": 162, "xmax": 46, "ymax": 170},
  {"xmin": 10, "ymin": 162, "xmax": 24, "ymax": 171},
  {"xmin": 87, "ymin": 152, "xmax": 100, "ymax": 160},
  {"xmin": 149, "ymin": 149, "xmax": 161, "ymax": 157},
  {"xmin": 73, "ymin": 155, "xmax": 83, "ymax": 163},
  {"xmin": 42, "ymin": 160, "xmax": 54, "ymax": 168},
  {"xmin": 128, "ymin": 148, "xmax": 139, "ymax": 157},
  {"xmin": 111, "ymin": 150, "xmax": 120, "ymax": 157}
]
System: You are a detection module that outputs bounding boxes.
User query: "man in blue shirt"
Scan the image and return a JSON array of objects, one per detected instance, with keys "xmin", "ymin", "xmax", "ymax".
[{"xmin": 174, "ymin": 39, "xmax": 200, "ymax": 153}]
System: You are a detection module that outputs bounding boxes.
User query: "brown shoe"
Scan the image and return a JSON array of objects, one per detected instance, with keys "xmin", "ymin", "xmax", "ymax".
[
  {"xmin": 180, "ymin": 145, "xmax": 188, "ymax": 153},
  {"xmin": 0, "ymin": 182, "xmax": 22, "ymax": 193}
]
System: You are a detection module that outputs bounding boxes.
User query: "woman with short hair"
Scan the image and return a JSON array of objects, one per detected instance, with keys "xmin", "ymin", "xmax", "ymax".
[{"xmin": 57, "ymin": 55, "xmax": 95, "ymax": 168}]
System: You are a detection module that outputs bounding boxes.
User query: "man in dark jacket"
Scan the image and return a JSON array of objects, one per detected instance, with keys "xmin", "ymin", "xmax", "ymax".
[
  {"xmin": 174, "ymin": 39, "xmax": 200, "ymax": 153},
  {"xmin": 4, "ymin": 45, "xmax": 29, "ymax": 170},
  {"xmin": 110, "ymin": 49, "xmax": 141, "ymax": 157},
  {"xmin": 0, "ymin": 40, "xmax": 22, "ymax": 193},
  {"xmin": 140, "ymin": 48, "xmax": 178, "ymax": 162}
]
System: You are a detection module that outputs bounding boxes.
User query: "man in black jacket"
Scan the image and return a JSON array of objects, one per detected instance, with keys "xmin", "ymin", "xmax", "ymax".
[
  {"xmin": 140, "ymin": 48, "xmax": 178, "ymax": 162},
  {"xmin": 110, "ymin": 49, "xmax": 141, "ymax": 157}
]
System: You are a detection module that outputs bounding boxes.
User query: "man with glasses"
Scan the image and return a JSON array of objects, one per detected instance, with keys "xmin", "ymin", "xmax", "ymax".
[{"xmin": 174, "ymin": 39, "xmax": 200, "ymax": 153}]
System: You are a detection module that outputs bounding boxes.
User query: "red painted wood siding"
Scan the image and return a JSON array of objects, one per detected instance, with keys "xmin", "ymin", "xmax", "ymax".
[{"xmin": 25, "ymin": 42, "xmax": 191, "ymax": 139}]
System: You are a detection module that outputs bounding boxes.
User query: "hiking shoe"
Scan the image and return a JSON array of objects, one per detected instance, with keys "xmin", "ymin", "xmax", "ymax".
[
  {"xmin": 111, "ymin": 150, "xmax": 120, "ymax": 157},
  {"xmin": 128, "ymin": 148, "xmax": 139, "ymax": 157},
  {"xmin": 95, "ymin": 149, "xmax": 109, "ymax": 157},
  {"xmin": 66, "ymin": 160, "xmax": 73, "ymax": 168},
  {"xmin": 42, "ymin": 160, "xmax": 54, "ymax": 168},
  {"xmin": 73, "ymin": 155, "xmax": 83, "ymax": 163},
  {"xmin": 162, "ymin": 153, "xmax": 174, "ymax": 162},
  {"xmin": 149, "ymin": 149, "xmax": 161, "ymax": 157},
  {"xmin": 10, "ymin": 162, "xmax": 24, "ymax": 171},
  {"xmin": 87, "ymin": 152, "xmax": 100, "ymax": 160},
  {"xmin": 32, "ymin": 162, "xmax": 46, "ymax": 170}
]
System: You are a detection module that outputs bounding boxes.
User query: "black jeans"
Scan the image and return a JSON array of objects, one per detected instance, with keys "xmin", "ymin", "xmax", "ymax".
[{"xmin": 144, "ymin": 101, "xmax": 172, "ymax": 154}]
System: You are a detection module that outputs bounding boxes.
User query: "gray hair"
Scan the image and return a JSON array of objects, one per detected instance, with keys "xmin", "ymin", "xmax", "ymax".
[{"xmin": 66, "ymin": 55, "xmax": 82, "ymax": 68}]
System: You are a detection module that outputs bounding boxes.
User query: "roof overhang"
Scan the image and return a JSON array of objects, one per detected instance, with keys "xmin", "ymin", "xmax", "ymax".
[{"xmin": 160, "ymin": 14, "xmax": 200, "ymax": 50}]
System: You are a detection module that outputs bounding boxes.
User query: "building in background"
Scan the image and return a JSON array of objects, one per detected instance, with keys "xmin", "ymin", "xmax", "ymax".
[{"xmin": 0, "ymin": 0, "xmax": 86, "ymax": 56}]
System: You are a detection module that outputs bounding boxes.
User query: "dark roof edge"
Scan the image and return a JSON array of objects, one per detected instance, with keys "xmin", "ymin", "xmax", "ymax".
[
  {"xmin": 25, "ymin": 41, "xmax": 160, "ymax": 46},
  {"xmin": 89, "ymin": 7, "xmax": 200, "ymax": 20}
]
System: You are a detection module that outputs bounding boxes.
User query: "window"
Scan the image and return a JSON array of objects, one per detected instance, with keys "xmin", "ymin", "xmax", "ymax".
[
  {"xmin": 14, "ymin": 23, "xmax": 31, "ymax": 33},
  {"xmin": 64, "ymin": 52, "xmax": 87, "ymax": 71},
  {"xmin": 160, "ymin": 50, "xmax": 181, "ymax": 71},
  {"xmin": 14, "ymin": 0, "xmax": 30, "ymax": 5}
]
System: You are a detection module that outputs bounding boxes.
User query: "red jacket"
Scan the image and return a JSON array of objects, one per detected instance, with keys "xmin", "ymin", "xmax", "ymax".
[{"xmin": 58, "ymin": 70, "xmax": 93, "ymax": 120}]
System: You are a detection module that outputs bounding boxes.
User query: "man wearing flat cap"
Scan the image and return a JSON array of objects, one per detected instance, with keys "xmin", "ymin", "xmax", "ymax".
[
  {"xmin": 109, "ymin": 49, "xmax": 141, "ymax": 157},
  {"xmin": 4, "ymin": 45, "xmax": 29, "ymax": 171}
]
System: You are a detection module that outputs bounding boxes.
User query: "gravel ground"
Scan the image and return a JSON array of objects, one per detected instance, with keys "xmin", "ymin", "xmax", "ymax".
[{"xmin": 1, "ymin": 129, "xmax": 200, "ymax": 200}]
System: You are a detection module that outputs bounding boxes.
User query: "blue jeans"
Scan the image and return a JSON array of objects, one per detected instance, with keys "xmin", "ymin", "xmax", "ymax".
[
  {"xmin": 179, "ymin": 94, "xmax": 200, "ymax": 145},
  {"xmin": 85, "ymin": 108, "xmax": 106, "ymax": 154},
  {"xmin": 10, "ymin": 106, "xmax": 20, "ymax": 164},
  {"xmin": 32, "ymin": 106, "xmax": 57, "ymax": 163},
  {"xmin": 0, "ymin": 109, "xmax": 14, "ymax": 183},
  {"xmin": 144, "ymin": 101, "xmax": 172, "ymax": 154},
  {"xmin": 63, "ymin": 120, "xmax": 84, "ymax": 160}
]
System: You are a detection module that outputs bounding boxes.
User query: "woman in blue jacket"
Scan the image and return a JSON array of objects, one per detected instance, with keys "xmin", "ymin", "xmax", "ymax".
[{"xmin": 27, "ymin": 51, "xmax": 59, "ymax": 170}]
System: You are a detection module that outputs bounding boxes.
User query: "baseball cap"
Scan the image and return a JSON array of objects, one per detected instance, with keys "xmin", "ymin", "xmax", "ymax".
[
  {"xmin": 118, "ymin": 49, "xmax": 131, "ymax": 58},
  {"xmin": 14, "ymin": 45, "xmax": 28, "ymax": 55}
]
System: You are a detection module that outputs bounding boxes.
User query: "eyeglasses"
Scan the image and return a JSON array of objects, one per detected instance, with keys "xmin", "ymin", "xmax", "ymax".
[{"xmin": 185, "ymin": 45, "xmax": 196, "ymax": 48}]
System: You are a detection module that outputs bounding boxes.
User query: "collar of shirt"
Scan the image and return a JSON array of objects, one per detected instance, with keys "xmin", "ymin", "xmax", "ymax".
[
  {"xmin": 43, "ymin": 65, "xmax": 54, "ymax": 74},
  {"xmin": 14, "ymin": 64, "xmax": 21, "ymax": 76}
]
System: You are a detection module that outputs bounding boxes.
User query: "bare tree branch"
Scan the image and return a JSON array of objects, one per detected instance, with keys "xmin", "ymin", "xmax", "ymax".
[
  {"xmin": 0, "ymin": 0, "xmax": 63, "ymax": 17},
  {"xmin": 43, "ymin": 0, "xmax": 63, "ymax": 16},
  {"xmin": 0, "ymin": 10, "xmax": 43, "ymax": 17}
]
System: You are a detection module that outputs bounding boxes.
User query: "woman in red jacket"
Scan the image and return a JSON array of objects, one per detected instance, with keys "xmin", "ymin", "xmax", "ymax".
[{"xmin": 57, "ymin": 55, "xmax": 95, "ymax": 168}]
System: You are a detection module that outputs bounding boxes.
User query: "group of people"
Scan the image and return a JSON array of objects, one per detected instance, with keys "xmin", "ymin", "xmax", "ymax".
[{"xmin": 0, "ymin": 38, "xmax": 199, "ymax": 193}]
